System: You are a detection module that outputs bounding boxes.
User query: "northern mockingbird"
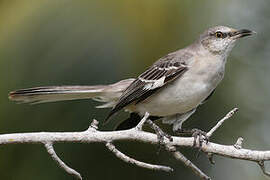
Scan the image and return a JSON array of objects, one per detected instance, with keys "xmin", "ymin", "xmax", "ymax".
[{"xmin": 9, "ymin": 26, "xmax": 255, "ymax": 132}]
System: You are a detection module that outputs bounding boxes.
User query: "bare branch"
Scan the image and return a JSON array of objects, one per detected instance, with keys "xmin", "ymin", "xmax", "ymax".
[
  {"xmin": 1, "ymin": 108, "xmax": 270, "ymax": 179},
  {"xmin": 105, "ymin": 142, "xmax": 173, "ymax": 172},
  {"xmin": 44, "ymin": 142, "xmax": 82, "ymax": 180},
  {"xmin": 206, "ymin": 108, "xmax": 238, "ymax": 138},
  {"xmin": 1, "ymin": 127, "xmax": 270, "ymax": 161},
  {"xmin": 166, "ymin": 145, "xmax": 211, "ymax": 180},
  {"xmin": 234, "ymin": 137, "xmax": 244, "ymax": 149},
  {"xmin": 136, "ymin": 112, "xmax": 150, "ymax": 131},
  {"xmin": 87, "ymin": 119, "xmax": 99, "ymax": 131},
  {"xmin": 2, "ymin": 128, "xmax": 270, "ymax": 161}
]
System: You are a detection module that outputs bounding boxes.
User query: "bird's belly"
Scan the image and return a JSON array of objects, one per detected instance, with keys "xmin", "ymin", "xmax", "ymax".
[{"xmin": 133, "ymin": 71, "xmax": 220, "ymax": 116}]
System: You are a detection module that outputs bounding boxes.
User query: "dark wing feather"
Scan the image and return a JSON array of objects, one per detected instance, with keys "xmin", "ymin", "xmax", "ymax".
[{"xmin": 105, "ymin": 53, "xmax": 190, "ymax": 123}]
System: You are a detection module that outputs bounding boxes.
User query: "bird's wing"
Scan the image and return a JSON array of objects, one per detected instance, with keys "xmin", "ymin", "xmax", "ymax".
[{"xmin": 105, "ymin": 52, "xmax": 192, "ymax": 122}]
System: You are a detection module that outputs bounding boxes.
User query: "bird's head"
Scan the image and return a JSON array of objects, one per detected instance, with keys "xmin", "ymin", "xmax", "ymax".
[{"xmin": 200, "ymin": 26, "xmax": 255, "ymax": 56}]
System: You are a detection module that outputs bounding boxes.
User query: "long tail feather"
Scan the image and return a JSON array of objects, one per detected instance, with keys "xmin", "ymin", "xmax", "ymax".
[{"xmin": 8, "ymin": 79, "xmax": 134, "ymax": 107}]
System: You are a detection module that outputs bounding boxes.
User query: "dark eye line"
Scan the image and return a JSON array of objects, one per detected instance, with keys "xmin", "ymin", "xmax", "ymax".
[
  {"xmin": 227, "ymin": 32, "xmax": 233, "ymax": 37},
  {"xmin": 222, "ymin": 32, "xmax": 227, "ymax": 38},
  {"xmin": 211, "ymin": 31, "xmax": 228, "ymax": 38}
]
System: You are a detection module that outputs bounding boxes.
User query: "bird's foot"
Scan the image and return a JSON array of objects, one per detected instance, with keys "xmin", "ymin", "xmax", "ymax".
[
  {"xmin": 190, "ymin": 128, "xmax": 209, "ymax": 147},
  {"xmin": 146, "ymin": 120, "xmax": 173, "ymax": 153},
  {"xmin": 177, "ymin": 128, "xmax": 209, "ymax": 155}
]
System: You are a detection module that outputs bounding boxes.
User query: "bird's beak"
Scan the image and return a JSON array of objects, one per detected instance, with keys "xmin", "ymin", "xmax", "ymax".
[{"xmin": 230, "ymin": 29, "xmax": 256, "ymax": 39}]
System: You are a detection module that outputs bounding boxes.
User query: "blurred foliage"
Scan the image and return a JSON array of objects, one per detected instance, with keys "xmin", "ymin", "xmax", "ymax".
[{"xmin": 0, "ymin": 0, "xmax": 269, "ymax": 179}]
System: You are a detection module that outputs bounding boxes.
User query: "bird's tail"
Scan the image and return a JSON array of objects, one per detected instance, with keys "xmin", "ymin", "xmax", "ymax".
[{"xmin": 8, "ymin": 78, "xmax": 134, "ymax": 108}]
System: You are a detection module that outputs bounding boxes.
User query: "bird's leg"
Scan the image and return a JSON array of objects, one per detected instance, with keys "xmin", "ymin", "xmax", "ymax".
[
  {"xmin": 146, "ymin": 120, "xmax": 173, "ymax": 153},
  {"xmin": 136, "ymin": 113, "xmax": 173, "ymax": 145},
  {"xmin": 177, "ymin": 128, "xmax": 209, "ymax": 148}
]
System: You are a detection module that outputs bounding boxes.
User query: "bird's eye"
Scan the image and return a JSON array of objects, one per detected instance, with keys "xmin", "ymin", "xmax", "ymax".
[{"xmin": 215, "ymin": 31, "xmax": 224, "ymax": 38}]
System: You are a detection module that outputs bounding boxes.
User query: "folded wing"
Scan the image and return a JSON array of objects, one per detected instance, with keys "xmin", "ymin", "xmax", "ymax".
[{"xmin": 105, "ymin": 53, "xmax": 190, "ymax": 122}]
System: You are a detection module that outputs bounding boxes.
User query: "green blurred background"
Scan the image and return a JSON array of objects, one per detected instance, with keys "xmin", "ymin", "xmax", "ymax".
[{"xmin": 0, "ymin": 0, "xmax": 269, "ymax": 179}]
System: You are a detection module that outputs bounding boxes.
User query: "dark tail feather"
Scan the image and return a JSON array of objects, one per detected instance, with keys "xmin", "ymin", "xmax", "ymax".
[
  {"xmin": 103, "ymin": 108, "xmax": 118, "ymax": 125},
  {"xmin": 114, "ymin": 113, "xmax": 141, "ymax": 130},
  {"xmin": 8, "ymin": 78, "xmax": 135, "ymax": 105}
]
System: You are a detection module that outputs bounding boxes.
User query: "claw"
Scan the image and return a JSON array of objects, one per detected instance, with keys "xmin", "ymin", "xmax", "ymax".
[
  {"xmin": 191, "ymin": 128, "xmax": 208, "ymax": 148},
  {"xmin": 189, "ymin": 128, "xmax": 208, "ymax": 158},
  {"xmin": 177, "ymin": 128, "xmax": 208, "ymax": 154}
]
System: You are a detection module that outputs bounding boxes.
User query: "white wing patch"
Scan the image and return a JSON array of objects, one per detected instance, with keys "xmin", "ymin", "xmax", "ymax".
[
  {"xmin": 142, "ymin": 76, "xmax": 166, "ymax": 90},
  {"xmin": 157, "ymin": 66, "xmax": 178, "ymax": 70}
]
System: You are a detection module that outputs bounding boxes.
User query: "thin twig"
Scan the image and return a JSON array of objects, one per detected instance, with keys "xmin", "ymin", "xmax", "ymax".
[
  {"xmin": 206, "ymin": 108, "xmax": 238, "ymax": 138},
  {"xmin": 234, "ymin": 137, "xmax": 244, "ymax": 149},
  {"xmin": 87, "ymin": 119, "xmax": 99, "ymax": 131},
  {"xmin": 105, "ymin": 142, "xmax": 173, "ymax": 172},
  {"xmin": 166, "ymin": 145, "xmax": 211, "ymax": 180},
  {"xmin": 135, "ymin": 112, "xmax": 150, "ymax": 131},
  {"xmin": 44, "ymin": 142, "xmax": 82, "ymax": 180}
]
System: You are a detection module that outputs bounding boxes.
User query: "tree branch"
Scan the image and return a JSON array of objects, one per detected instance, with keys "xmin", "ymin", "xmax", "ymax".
[
  {"xmin": 206, "ymin": 108, "xmax": 238, "ymax": 138},
  {"xmin": 1, "ymin": 108, "xmax": 270, "ymax": 179},
  {"xmin": 105, "ymin": 142, "xmax": 173, "ymax": 172},
  {"xmin": 166, "ymin": 145, "xmax": 210, "ymax": 180},
  {"xmin": 44, "ymin": 142, "xmax": 82, "ymax": 180}
]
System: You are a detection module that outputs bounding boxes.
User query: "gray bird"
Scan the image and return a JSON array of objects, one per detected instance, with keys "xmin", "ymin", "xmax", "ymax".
[{"xmin": 9, "ymin": 26, "xmax": 255, "ymax": 132}]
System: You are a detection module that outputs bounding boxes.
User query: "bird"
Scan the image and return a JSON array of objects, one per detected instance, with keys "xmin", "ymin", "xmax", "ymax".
[{"xmin": 8, "ymin": 26, "xmax": 255, "ymax": 132}]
